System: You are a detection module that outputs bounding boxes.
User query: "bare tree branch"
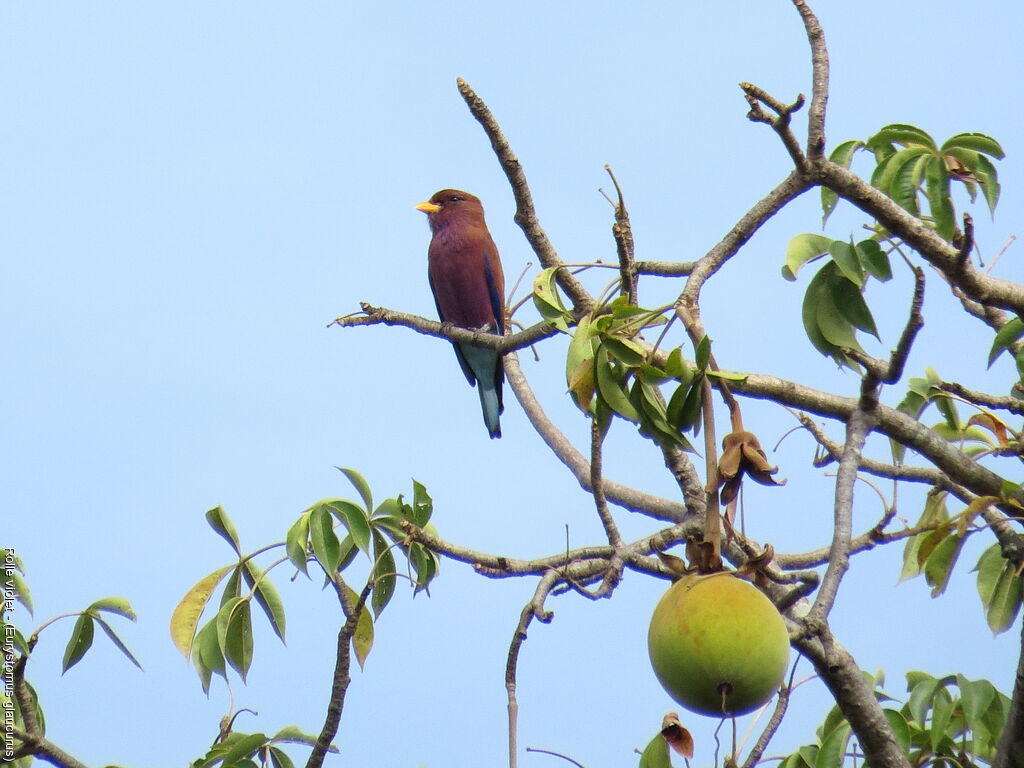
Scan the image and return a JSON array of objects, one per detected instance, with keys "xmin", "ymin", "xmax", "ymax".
[
  {"xmin": 306, "ymin": 579, "xmax": 374, "ymax": 768},
  {"xmin": 457, "ymin": 78, "xmax": 594, "ymax": 313},
  {"xmin": 790, "ymin": 0, "xmax": 829, "ymax": 157},
  {"xmin": 603, "ymin": 164, "xmax": 638, "ymax": 305},
  {"xmin": 994, "ymin": 614, "xmax": 1024, "ymax": 768},
  {"xmin": 635, "ymin": 259, "xmax": 697, "ymax": 277},
  {"xmin": 8, "ymin": 654, "xmax": 90, "ymax": 768},
  {"xmin": 680, "ymin": 171, "xmax": 812, "ymax": 308},
  {"xmin": 506, "ymin": 570, "xmax": 560, "ymax": 768},
  {"xmin": 813, "ymin": 160, "xmax": 1024, "ymax": 316},
  {"xmin": 330, "ymin": 302, "xmax": 559, "ymax": 352},
  {"xmin": 808, "ymin": 375, "xmax": 879, "ymax": 622},
  {"xmin": 741, "ymin": 83, "xmax": 808, "ymax": 171},
  {"xmin": 936, "ymin": 381, "xmax": 1024, "ymax": 417},
  {"xmin": 794, "ymin": 628, "xmax": 911, "ymax": 768},
  {"xmin": 727, "ymin": 373, "xmax": 1024, "ymax": 509}
]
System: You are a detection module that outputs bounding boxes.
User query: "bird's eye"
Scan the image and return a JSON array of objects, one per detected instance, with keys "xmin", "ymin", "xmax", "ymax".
[{"xmin": 449, "ymin": 195, "xmax": 463, "ymax": 202}]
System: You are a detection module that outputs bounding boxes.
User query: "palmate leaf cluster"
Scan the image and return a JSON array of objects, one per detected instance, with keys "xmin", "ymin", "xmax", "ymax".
[
  {"xmin": 3, "ymin": 550, "xmax": 142, "ymax": 768},
  {"xmin": 823, "ymin": 125, "xmax": 1004, "ymax": 238},
  {"xmin": 170, "ymin": 468, "xmax": 438, "ymax": 694},
  {"xmin": 535, "ymin": 272, "xmax": 745, "ymax": 452},
  {"xmin": 780, "ymin": 671, "xmax": 1010, "ymax": 768},
  {"xmin": 791, "ymin": 123, "xmax": 1005, "ymax": 370}
]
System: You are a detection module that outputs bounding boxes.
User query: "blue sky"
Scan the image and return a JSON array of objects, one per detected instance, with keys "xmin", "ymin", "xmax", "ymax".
[{"xmin": 3, "ymin": 2, "xmax": 1022, "ymax": 766}]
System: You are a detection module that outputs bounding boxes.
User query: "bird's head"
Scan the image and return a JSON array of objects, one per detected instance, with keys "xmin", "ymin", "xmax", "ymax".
[{"xmin": 415, "ymin": 189, "xmax": 484, "ymax": 232}]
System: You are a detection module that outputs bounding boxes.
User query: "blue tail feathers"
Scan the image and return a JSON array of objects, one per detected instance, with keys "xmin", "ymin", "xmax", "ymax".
[{"xmin": 459, "ymin": 344, "xmax": 504, "ymax": 439}]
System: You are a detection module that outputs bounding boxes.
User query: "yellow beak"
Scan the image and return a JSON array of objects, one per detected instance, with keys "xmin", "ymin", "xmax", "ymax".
[{"xmin": 415, "ymin": 201, "xmax": 442, "ymax": 214}]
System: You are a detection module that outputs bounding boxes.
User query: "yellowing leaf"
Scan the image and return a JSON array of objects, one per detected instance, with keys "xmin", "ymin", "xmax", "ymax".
[{"xmin": 170, "ymin": 565, "xmax": 234, "ymax": 658}]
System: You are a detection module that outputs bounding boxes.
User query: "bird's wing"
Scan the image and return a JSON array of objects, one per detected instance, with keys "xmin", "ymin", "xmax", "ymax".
[
  {"xmin": 428, "ymin": 270, "xmax": 476, "ymax": 385},
  {"xmin": 483, "ymin": 255, "xmax": 504, "ymax": 335}
]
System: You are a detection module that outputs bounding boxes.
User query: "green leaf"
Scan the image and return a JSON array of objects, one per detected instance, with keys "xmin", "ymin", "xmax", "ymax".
[
  {"xmin": 170, "ymin": 565, "xmax": 234, "ymax": 658},
  {"xmin": 285, "ymin": 511, "xmax": 311, "ymax": 575},
  {"xmin": 87, "ymin": 597, "xmax": 137, "ymax": 622},
  {"xmin": 219, "ymin": 733, "xmax": 268, "ymax": 765},
  {"xmin": 272, "ymin": 725, "xmax": 321, "ymax": 746},
  {"xmin": 829, "ymin": 240, "xmax": 864, "ymax": 284},
  {"xmin": 800, "ymin": 262, "xmax": 869, "ymax": 365},
  {"xmin": 411, "ymin": 480, "xmax": 433, "ymax": 526},
  {"xmin": 828, "ymin": 263, "xmax": 879, "ymax": 339},
  {"xmin": 409, "ymin": 541, "xmax": 439, "ymax": 593},
  {"xmin": 566, "ymin": 314, "xmax": 596, "ymax": 409},
  {"xmin": 883, "ymin": 708, "xmax": 911, "ymax": 752},
  {"xmin": 974, "ymin": 152, "xmax": 1001, "ymax": 216},
  {"xmin": 93, "ymin": 616, "xmax": 143, "ymax": 670},
  {"xmin": 987, "ymin": 562, "xmax": 1023, "ymax": 634},
  {"xmin": 326, "ymin": 499, "xmax": 372, "ymax": 556},
  {"xmin": 217, "ymin": 597, "xmax": 254, "ymax": 681},
  {"xmin": 269, "ymin": 747, "xmax": 296, "ymax": 768},
  {"xmin": 638, "ymin": 732, "xmax": 671, "ymax": 768},
  {"xmin": 930, "ymin": 687, "xmax": 954, "ymax": 752},
  {"xmin": 337, "ymin": 533, "xmax": 360, "ymax": 573},
  {"xmin": 875, "ymin": 144, "xmax": 928, "ymax": 191},
  {"xmin": 371, "ymin": 530, "xmax": 397, "ymax": 619},
  {"xmin": 664, "ymin": 347, "xmax": 687, "ymax": 379},
  {"xmin": 345, "ymin": 585, "xmax": 374, "ymax": 669},
  {"xmin": 705, "ymin": 369, "xmax": 747, "ymax": 382},
  {"xmin": 61, "ymin": 613, "xmax": 94, "ymax": 673},
  {"xmin": 923, "ymin": 530, "xmax": 965, "ymax": 597},
  {"xmin": 695, "ymin": 335, "xmax": 711, "ymax": 371},
  {"xmin": 309, "ymin": 505, "xmax": 341, "ymax": 575},
  {"xmin": 899, "ymin": 532, "xmax": 926, "ymax": 583},
  {"xmin": 987, "ymin": 316, "xmax": 1024, "ymax": 367},
  {"xmin": 206, "ymin": 506, "xmax": 242, "ymax": 555},
  {"xmin": 221, "ymin": 566, "xmax": 242, "ymax": 608},
  {"xmin": 906, "ymin": 674, "xmax": 942, "ymax": 727},
  {"xmin": 870, "ymin": 124, "xmax": 937, "ymax": 150},
  {"xmin": 822, "ymin": 140, "xmax": 863, "ymax": 224},
  {"xmin": 814, "ymin": 722, "xmax": 851, "ymax": 768},
  {"xmin": 193, "ymin": 619, "xmax": 225, "ymax": 694},
  {"xmin": 932, "ymin": 393, "xmax": 960, "ymax": 431},
  {"xmin": 956, "ymin": 674, "xmax": 996, "ymax": 731},
  {"xmin": 856, "ymin": 239, "xmax": 892, "ymax": 282},
  {"xmin": 941, "ymin": 132, "xmax": 1005, "ymax": 159},
  {"xmin": 887, "ymin": 149, "xmax": 931, "ymax": 215},
  {"xmin": 603, "ymin": 335, "xmax": 647, "ymax": 367},
  {"xmin": 594, "ymin": 344, "xmax": 639, "ymax": 422},
  {"xmin": 532, "ymin": 267, "xmax": 572, "ymax": 334},
  {"xmin": 336, "ymin": 467, "xmax": 373, "ymax": 513},
  {"xmin": 925, "ymin": 156, "xmax": 955, "ymax": 240},
  {"xmin": 779, "ymin": 753, "xmax": 814, "ymax": 768},
  {"xmin": 783, "ymin": 233, "xmax": 832, "ymax": 281},
  {"xmin": 815, "ymin": 278, "xmax": 863, "ymax": 349},
  {"xmin": 977, "ymin": 544, "xmax": 1005, "ymax": 605},
  {"xmin": 242, "ymin": 561, "xmax": 286, "ymax": 643}
]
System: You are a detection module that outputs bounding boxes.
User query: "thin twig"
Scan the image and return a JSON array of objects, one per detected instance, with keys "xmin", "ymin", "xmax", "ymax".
[
  {"xmin": 457, "ymin": 78, "xmax": 593, "ymax": 312},
  {"xmin": 604, "ymin": 165, "xmax": 638, "ymax": 305},
  {"xmin": 590, "ymin": 419, "xmax": 623, "ymax": 548},
  {"xmin": 741, "ymin": 663, "xmax": 800, "ymax": 768},
  {"xmin": 790, "ymin": 0, "xmax": 829, "ymax": 157},
  {"xmin": 882, "ymin": 264, "xmax": 926, "ymax": 384},
  {"xmin": 306, "ymin": 579, "xmax": 374, "ymax": 768},
  {"xmin": 330, "ymin": 302, "xmax": 559, "ymax": 353},
  {"xmin": 504, "ymin": 351, "xmax": 691, "ymax": 521},
  {"xmin": 807, "ymin": 373, "xmax": 879, "ymax": 622},
  {"xmin": 740, "ymin": 82, "xmax": 808, "ymax": 171}
]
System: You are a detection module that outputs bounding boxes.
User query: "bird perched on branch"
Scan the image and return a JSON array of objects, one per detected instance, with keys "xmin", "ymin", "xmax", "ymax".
[{"xmin": 416, "ymin": 189, "xmax": 506, "ymax": 438}]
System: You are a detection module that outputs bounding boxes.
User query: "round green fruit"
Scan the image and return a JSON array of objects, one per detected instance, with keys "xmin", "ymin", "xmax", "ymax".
[{"xmin": 647, "ymin": 571, "xmax": 789, "ymax": 717}]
